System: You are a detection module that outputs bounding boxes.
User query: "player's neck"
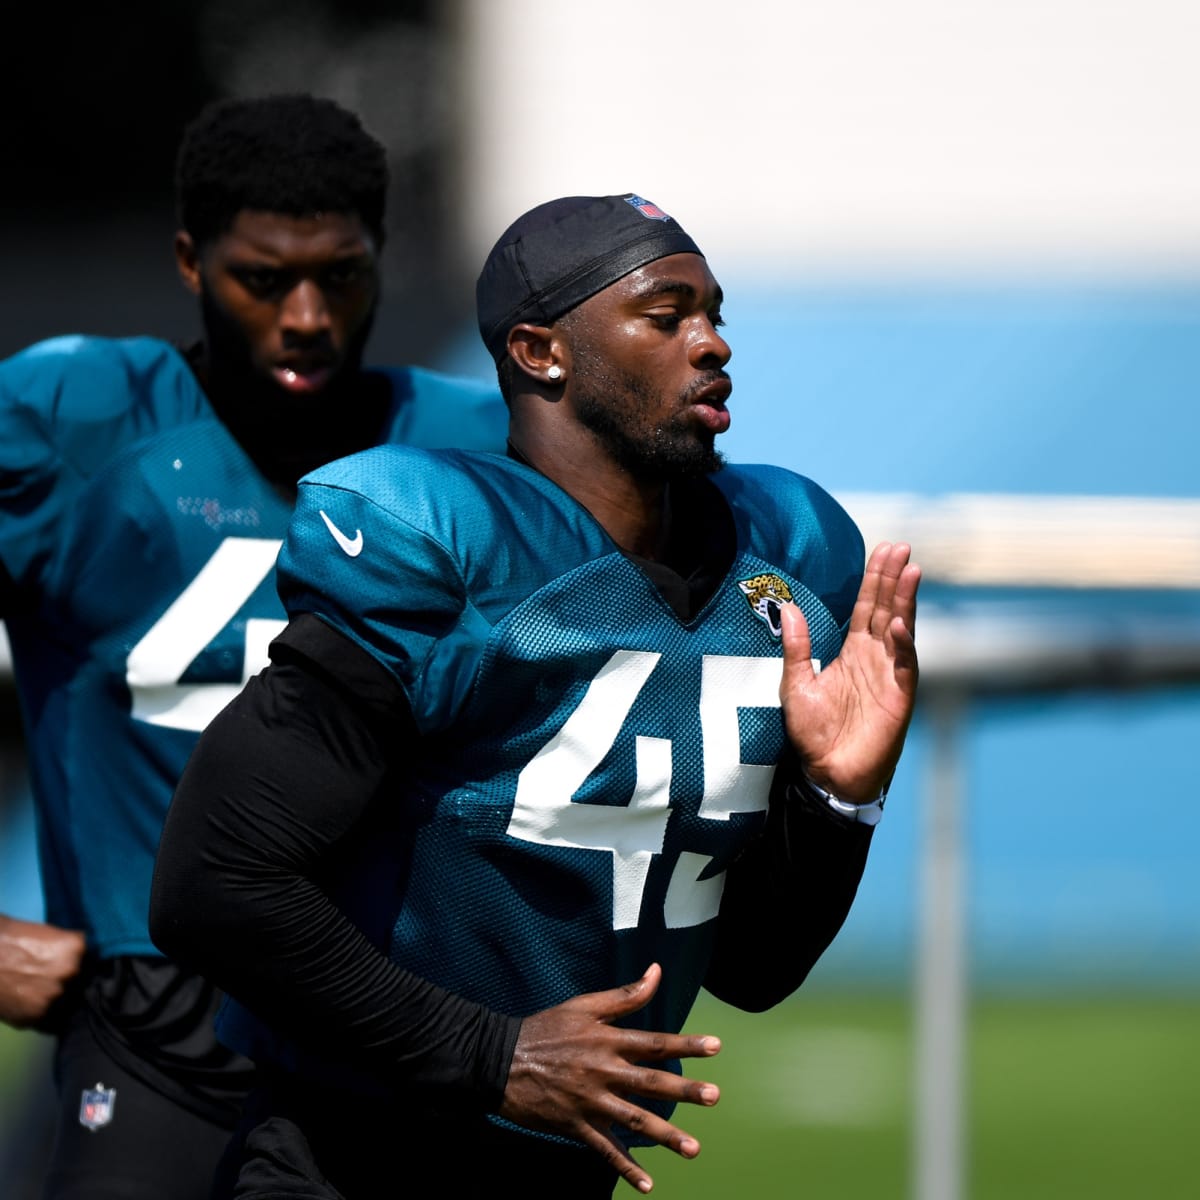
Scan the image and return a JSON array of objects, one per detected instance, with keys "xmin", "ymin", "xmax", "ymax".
[
  {"xmin": 578, "ymin": 474, "xmax": 670, "ymax": 560},
  {"xmin": 509, "ymin": 424, "xmax": 670, "ymax": 559}
]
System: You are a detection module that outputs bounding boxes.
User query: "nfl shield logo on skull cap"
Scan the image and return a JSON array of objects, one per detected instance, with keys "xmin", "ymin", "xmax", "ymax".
[
  {"xmin": 624, "ymin": 195, "xmax": 671, "ymax": 221},
  {"xmin": 79, "ymin": 1082, "xmax": 117, "ymax": 1131}
]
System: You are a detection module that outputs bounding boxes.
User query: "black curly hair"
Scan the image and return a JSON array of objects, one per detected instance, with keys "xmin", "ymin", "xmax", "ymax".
[{"xmin": 175, "ymin": 94, "xmax": 389, "ymax": 248}]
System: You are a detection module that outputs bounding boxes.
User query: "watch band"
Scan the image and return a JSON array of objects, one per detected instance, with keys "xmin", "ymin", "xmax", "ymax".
[{"xmin": 803, "ymin": 776, "xmax": 887, "ymax": 826}]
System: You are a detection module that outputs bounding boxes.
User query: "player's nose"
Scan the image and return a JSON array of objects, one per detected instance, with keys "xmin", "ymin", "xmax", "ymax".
[
  {"xmin": 689, "ymin": 316, "xmax": 731, "ymax": 370},
  {"xmin": 280, "ymin": 280, "xmax": 332, "ymax": 338}
]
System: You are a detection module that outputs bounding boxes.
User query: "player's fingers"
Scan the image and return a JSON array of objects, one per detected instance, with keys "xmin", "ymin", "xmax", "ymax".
[
  {"xmin": 573, "ymin": 1098, "xmax": 704, "ymax": 1177},
  {"xmin": 573, "ymin": 1124, "xmax": 656, "ymax": 1194},
  {"xmin": 778, "ymin": 603, "xmax": 816, "ymax": 697},
  {"xmin": 868, "ymin": 543, "xmax": 912, "ymax": 640},
  {"xmin": 580, "ymin": 962, "xmax": 662, "ymax": 1020},
  {"xmin": 675, "ymin": 1032, "xmax": 722, "ymax": 1060},
  {"xmin": 849, "ymin": 542, "xmax": 891, "ymax": 634},
  {"xmin": 613, "ymin": 1061, "xmax": 721, "ymax": 1108},
  {"xmin": 605, "ymin": 1097, "xmax": 704, "ymax": 1161},
  {"xmin": 877, "ymin": 558, "xmax": 920, "ymax": 661},
  {"xmin": 612, "ymin": 1025, "xmax": 722, "ymax": 1065},
  {"xmin": 892, "ymin": 561, "xmax": 921, "ymax": 638},
  {"xmin": 890, "ymin": 614, "xmax": 920, "ymax": 687}
]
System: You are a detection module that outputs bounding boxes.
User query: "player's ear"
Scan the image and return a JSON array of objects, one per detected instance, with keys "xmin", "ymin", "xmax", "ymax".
[
  {"xmin": 174, "ymin": 232, "xmax": 202, "ymax": 295},
  {"xmin": 507, "ymin": 324, "xmax": 569, "ymax": 389}
]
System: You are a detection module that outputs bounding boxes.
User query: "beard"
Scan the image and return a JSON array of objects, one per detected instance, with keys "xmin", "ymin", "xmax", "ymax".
[{"xmin": 569, "ymin": 350, "xmax": 726, "ymax": 482}]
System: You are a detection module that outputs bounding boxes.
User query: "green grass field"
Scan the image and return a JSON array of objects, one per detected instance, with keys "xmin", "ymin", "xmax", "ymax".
[
  {"xmin": 643, "ymin": 990, "xmax": 1200, "ymax": 1199},
  {"xmin": 3, "ymin": 991, "xmax": 1197, "ymax": 1198}
]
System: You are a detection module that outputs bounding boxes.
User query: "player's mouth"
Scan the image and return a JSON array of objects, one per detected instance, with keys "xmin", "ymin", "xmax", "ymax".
[
  {"xmin": 687, "ymin": 375, "xmax": 732, "ymax": 434},
  {"xmin": 271, "ymin": 357, "xmax": 339, "ymax": 394}
]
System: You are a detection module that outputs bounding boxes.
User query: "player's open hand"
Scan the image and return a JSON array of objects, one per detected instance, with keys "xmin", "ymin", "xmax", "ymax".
[
  {"xmin": 0, "ymin": 914, "xmax": 86, "ymax": 1030},
  {"xmin": 499, "ymin": 962, "xmax": 720, "ymax": 1194},
  {"xmin": 780, "ymin": 541, "xmax": 920, "ymax": 803}
]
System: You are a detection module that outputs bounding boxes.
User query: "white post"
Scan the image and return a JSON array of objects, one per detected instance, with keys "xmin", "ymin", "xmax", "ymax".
[{"xmin": 914, "ymin": 688, "xmax": 967, "ymax": 1200}]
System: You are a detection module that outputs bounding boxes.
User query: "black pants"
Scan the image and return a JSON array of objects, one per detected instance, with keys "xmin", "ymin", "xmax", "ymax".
[
  {"xmin": 43, "ymin": 1004, "xmax": 237, "ymax": 1200},
  {"xmin": 220, "ymin": 1077, "xmax": 620, "ymax": 1200}
]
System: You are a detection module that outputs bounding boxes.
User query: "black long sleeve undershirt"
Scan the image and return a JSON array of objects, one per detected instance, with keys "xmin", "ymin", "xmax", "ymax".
[
  {"xmin": 150, "ymin": 615, "xmax": 521, "ymax": 1111},
  {"xmin": 150, "ymin": 611, "xmax": 874, "ymax": 1110}
]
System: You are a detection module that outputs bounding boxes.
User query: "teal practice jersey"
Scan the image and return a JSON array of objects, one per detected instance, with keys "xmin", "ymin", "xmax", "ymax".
[
  {"xmin": 221, "ymin": 445, "xmax": 864, "ymax": 1082},
  {"xmin": 0, "ymin": 335, "xmax": 506, "ymax": 956}
]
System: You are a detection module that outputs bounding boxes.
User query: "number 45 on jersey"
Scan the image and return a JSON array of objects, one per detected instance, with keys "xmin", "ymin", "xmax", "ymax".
[{"xmin": 508, "ymin": 647, "xmax": 818, "ymax": 933}]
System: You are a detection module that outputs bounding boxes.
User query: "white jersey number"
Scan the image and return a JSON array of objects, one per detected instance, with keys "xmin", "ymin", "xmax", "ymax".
[
  {"xmin": 125, "ymin": 538, "xmax": 285, "ymax": 732},
  {"xmin": 507, "ymin": 649, "xmax": 795, "ymax": 931}
]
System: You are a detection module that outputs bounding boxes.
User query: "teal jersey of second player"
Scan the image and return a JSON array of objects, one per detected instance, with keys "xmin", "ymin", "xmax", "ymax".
[
  {"xmin": 222, "ymin": 446, "xmax": 864, "ymax": 1082},
  {"xmin": 0, "ymin": 335, "xmax": 506, "ymax": 956}
]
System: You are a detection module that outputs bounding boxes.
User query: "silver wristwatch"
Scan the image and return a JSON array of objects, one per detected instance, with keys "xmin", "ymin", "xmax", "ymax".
[{"xmin": 803, "ymin": 776, "xmax": 887, "ymax": 826}]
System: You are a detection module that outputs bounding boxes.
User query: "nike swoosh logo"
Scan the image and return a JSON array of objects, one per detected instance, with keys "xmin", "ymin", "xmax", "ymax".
[{"xmin": 319, "ymin": 510, "xmax": 364, "ymax": 557}]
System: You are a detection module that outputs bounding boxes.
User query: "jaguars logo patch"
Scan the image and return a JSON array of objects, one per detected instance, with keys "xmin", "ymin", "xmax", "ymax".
[{"xmin": 737, "ymin": 572, "xmax": 793, "ymax": 638}]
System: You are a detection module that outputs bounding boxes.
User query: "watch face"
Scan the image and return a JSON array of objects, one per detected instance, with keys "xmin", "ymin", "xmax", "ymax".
[{"xmin": 855, "ymin": 800, "xmax": 885, "ymax": 826}]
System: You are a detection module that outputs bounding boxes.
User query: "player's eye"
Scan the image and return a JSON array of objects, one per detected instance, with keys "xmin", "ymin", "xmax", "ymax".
[
  {"xmin": 234, "ymin": 267, "xmax": 285, "ymax": 297},
  {"xmin": 649, "ymin": 312, "xmax": 683, "ymax": 330},
  {"xmin": 709, "ymin": 310, "xmax": 726, "ymax": 329},
  {"xmin": 323, "ymin": 260, "xmax": 366, "ymax": 288}
]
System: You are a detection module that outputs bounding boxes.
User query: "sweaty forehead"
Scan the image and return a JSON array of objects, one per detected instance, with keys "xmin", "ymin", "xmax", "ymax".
[{"xmin": 591, "ymin": 253, "xmax": 722, "ymax": 308}]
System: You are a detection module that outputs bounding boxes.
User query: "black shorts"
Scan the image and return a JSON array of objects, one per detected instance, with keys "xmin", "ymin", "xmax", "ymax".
[
  {"xmin": 220, "ymin": 1076, "xmax": 621, "ymax": 1200},
  {"xmin": 44, "ymin": 1001, "xmax": 237, "ymax": 1200},
  {"xmin": 43, "ymin": 958, "xmax": 256, "ymax": 1200}
]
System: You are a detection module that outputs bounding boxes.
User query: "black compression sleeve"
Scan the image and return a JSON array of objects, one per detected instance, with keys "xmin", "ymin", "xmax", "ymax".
[
  {"xmin": 703, "ymin": 751, "xmax": 875, "ymax": 1011},
  {"xmin": 149, "ymin": 615, "xmax": 521, "ymax": 1110}
]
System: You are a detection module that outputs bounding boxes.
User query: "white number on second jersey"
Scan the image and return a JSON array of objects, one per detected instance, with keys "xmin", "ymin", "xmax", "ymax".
[{"xmin": 125, "ymin": 538, "xmax": 285, "ymax": 732}]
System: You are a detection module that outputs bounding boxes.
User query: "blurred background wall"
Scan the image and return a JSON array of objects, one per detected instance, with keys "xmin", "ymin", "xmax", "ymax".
[{"xmin": 2, "ymin": 2, "xmax": 1198, "ymax": 1196}]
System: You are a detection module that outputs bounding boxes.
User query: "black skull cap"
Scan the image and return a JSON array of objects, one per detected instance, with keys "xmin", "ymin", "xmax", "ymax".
[{"xmin": 476, "ymin": 193, "xmax": 703, "ymax": 364}]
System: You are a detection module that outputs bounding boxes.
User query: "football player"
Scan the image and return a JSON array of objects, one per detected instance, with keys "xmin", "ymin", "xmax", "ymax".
[
  {"xmin": 0, "ymin": 94, "xmax": 505, "ymax": 1199},
  {"xmin": 151, "ymin": 192, "xmax": 919, "ymax": 1197}
]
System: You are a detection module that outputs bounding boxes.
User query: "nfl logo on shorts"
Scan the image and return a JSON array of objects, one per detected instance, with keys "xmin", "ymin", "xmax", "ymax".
[{"xmin": 79, "ymin": 1082, "xmax": 117, "ymax": 1131}]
